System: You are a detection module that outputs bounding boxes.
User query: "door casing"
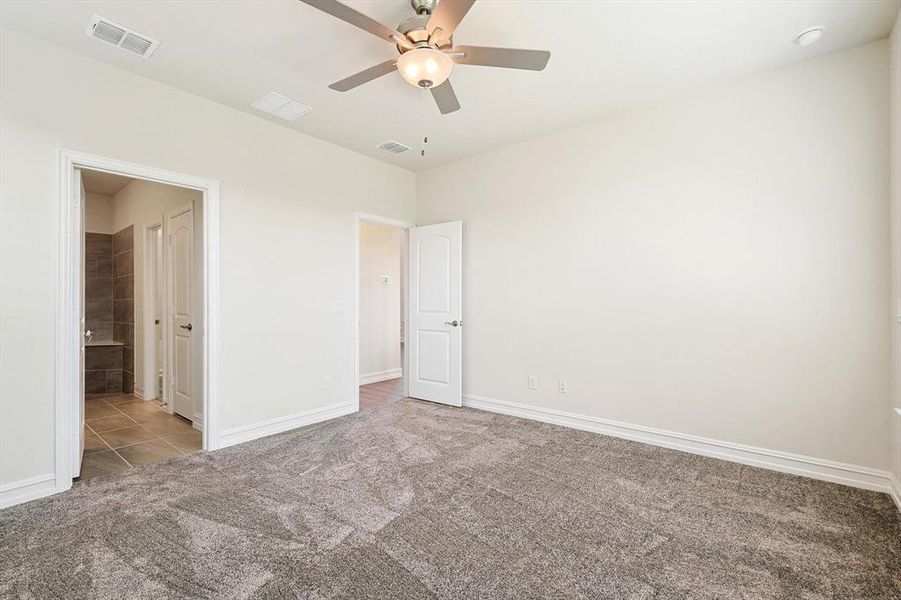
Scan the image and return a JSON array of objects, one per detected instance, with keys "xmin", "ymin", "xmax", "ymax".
[
  {"xmin": 142, "ymin": 220, "xmax": 163, "ymax": 404},
  {"xmin": 56, "ymin": 149, "xmax": 221, "ymax": 494}
]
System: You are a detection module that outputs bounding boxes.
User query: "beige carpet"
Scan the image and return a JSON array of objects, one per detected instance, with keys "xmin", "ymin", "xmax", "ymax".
[{"xmin": 1, "ymin": 398, "xmax": 899, "ymax": 598}]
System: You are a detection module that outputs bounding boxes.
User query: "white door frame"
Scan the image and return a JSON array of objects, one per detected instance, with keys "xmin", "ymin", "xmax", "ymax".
[
  {"xmin": 353, "ymin": 212, "xmax": 413, "ymax": 412},
  {"xmin": 142, "ymin": 219, "xmax": 163, "ymax": 403},
  {"xmin": 56, "ymin": 149, "xmax": 221, "ymax": 492}
]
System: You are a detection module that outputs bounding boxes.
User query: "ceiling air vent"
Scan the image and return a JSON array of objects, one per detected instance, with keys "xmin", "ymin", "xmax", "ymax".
[
  {"xmin": 251, "ymin": 92, "xmax": 313, "ymax": 121},
  {"xmin": 378, "ymin": 140, "xmax": 411, "ymax": 154},
  {"xmin": 86, "ymin": 15, "xmax": 159, "ymax": 58}
]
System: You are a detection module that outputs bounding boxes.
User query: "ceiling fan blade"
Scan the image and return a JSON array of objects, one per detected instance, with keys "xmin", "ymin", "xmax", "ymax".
[
  {"xmin": 452, "ymin": 45, "xmax": 550, "ymax": 71},
  {"xmin": 329, "ymin": 60, "xmax": 397, "ymax": 92},
  {"xmin": 427, "ymin": 0, "xmax": 476, "ymax": 39},
  {"xmin": 430, "ymin": 79, "xmax": 461, "ymax": 115},
  {"xmin": 298, "ymin": 0, "xmax": 406, "ymax": 44}
]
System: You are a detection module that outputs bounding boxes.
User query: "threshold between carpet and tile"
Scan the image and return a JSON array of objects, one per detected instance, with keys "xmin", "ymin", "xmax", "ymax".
[
  {"xmin": 1, "ymin": 387, "xmax": 898, "ymax": 599},
  {"xmin": 81, "ymin": 394, "xmax": 202, "ymax": 479}
]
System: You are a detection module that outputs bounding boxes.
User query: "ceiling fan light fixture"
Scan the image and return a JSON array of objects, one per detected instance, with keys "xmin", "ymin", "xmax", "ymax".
[{"xmin": 397, "ymin": 47, "xmax": 454, "ymax": 88}]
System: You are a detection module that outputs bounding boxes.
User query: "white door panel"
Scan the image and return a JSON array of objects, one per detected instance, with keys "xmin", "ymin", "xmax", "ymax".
[
  {"xmin": 75, "ymin": 168, "xmax": 85, "ymax": 477},
  {"xmin": 169, "ymin": 208, "xmax": 193, "ymax": 420},
  {"xmin": 408, "ymin": 221, "xmax": 462, "ymax": 407}
]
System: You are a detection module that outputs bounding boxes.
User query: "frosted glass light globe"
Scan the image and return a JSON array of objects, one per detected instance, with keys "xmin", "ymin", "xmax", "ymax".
[{"xmin": 397, "ymin": 48, "xmax": 454, "ymax": 89}]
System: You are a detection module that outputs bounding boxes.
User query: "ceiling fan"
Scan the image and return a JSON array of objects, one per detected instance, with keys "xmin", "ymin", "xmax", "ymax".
[{"xmin": 298, "ymin": 0, "xmax": 551, "ymax": 114}]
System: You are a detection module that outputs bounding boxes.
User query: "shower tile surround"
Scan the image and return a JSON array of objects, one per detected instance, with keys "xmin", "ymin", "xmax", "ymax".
[
  {"xmin": 112, "ymin": 226, "xmax": 135, "ymax": 394},
  {"xmin": 84, "ymin": 228, "xmax": 134, "ymax": 394}
]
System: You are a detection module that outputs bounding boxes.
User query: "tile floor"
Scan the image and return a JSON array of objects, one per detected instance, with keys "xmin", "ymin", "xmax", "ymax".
[
  {"xmin": 80, "ymin": 394, "xmax": 202, "ymax": 480},
  {"xmin": 359, "ymin": 378, "xmax": 404, "ymax": 410}
]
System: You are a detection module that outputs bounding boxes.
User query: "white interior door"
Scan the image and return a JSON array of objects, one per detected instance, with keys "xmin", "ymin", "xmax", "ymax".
[
  {"xmin": 169, "ymin": 207, "xmax": 193, "ymax": 420},
  {"xmin": 75, "ymin": 168, "xmax": 86, "ymax": 477},
  {"xmin": 408, "ymin": 221, "xmax": 463, "ymax": 407}
]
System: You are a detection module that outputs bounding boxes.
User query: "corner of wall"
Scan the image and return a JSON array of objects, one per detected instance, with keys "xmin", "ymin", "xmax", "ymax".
[{"xmin": 889, "ymin": 6, "xmax": 901, "ymax": 487}]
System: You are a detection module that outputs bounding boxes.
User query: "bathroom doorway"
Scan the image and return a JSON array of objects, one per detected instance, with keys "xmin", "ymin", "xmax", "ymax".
[
  {"xmin": 355, "ymin": 214, "xmax": 411, "ymax": 411},
  {"xmin": 77, "ymin": 167, "xmax": 206, "ymax": 479},
  {"xmin": 54, "ymin": 150, "xmax": 220, "ymax": 495}
]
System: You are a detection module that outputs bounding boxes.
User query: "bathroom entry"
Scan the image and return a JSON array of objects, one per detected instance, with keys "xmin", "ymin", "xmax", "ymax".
[
  {"xmin": 77, "ymin": 167, "xmax": 205, "ymax": 480},
  {"xmin": 358, "ymin": 219, "xmax": 408, "ymax": 409}
]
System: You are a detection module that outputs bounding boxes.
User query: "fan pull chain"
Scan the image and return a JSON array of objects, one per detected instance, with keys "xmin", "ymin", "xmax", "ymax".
[{"xmin": 420, "ymin": 88, "xmax": 429, "ymax": 158}]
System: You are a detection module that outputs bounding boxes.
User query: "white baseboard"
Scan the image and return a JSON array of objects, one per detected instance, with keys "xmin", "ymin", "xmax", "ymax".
[
  {"xmin": 0, "ymin": 474, "xmax": 57, "ymax": 509},
  {"xmin": 192, "ymin": 413, "xmax": 204, "ymax": 432},
  {"xmin": 890, "ymin": 474, "xmax": 901, "ymax": 512},
  {"xmin": 463, "ymin": 394, "xmax": 898, "ymax": 501},
  {"xmin": 359, "ymin": 369, "xmax": 403, "ymax": 385},
  {"xmin": 133, "ymin": 386, "xmax": 145, "ymax": 400},
  {"xmin": 218, "ymin": 401, "xmax": 356, "ymax": 449}
]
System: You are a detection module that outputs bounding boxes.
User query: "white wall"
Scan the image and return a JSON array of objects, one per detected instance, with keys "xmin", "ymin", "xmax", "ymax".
[
  {"xmin": 890, "ymin": 9, "xmax": 901, "ymax": 490},
  {"xmin": 359, "ymin": 222, "xmax": 403, "ymax": 382},
  {"xmin": 84, "ymin": 192, "xmax": 113, "ymax": 234},
  {"xmin": 0, "ymin": 28, "xmax": 414, "ymax": 488},
  {"xmin": 111, "ymin": 178, "xmax": 204, "ymax": 408},
  {"xmin": 417, "ymin": 40, "xmax": 892, "ymax": 471}
]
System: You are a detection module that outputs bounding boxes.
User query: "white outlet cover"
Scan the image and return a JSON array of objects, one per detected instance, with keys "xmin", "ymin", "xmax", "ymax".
[
  {"xmin": 323, "ymin": 376, "xmax": 332, "ymax": 389},
  {"xmin": 558, "ymin": 379, "xmax": 568, "ymax": 393},
  {"xmin": 381, "ymin": 275, "xmax": 390, "ymax": 285}
]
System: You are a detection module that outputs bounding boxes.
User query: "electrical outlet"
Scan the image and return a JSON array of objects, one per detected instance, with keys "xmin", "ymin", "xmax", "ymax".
[
  {"xmin": 323, "ymin": 376, "xmax": 332, "ymax": 390},
  {"xmin": 558, "ymin": 378, "xmax": 568, "ymax": 393},
  {"xmin": 527, "ymin": 375, "xmax": 538, "ymax": 390}
]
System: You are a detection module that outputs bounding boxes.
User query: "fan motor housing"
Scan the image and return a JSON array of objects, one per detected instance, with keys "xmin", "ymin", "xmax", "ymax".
[
  {"xmin": 410, "ymin": 0, "xmax": 436, "ymax": 15},
  {"xmin": 396, "ymin": 14, "xmax": 452, "ymax": 53}
]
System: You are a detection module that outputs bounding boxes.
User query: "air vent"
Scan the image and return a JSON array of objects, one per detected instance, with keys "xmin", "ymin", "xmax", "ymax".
[
  {"xmin": 378, "ymin": 140, "xmax": 411, "ymax": 154},
  {"xmin": 86, "ymin": 15, "xmax": 159, "ymax": 58},
  {"xmin": 251, "ymin": 92, "xmax": 313, "ymax": 121}
]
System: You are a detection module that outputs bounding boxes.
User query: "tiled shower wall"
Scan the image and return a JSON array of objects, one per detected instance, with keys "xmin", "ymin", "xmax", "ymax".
[
  {"xmin": 85, "ymin": 233, "xmax": 113, "ymax": 341},
  {"xmin": 112, "ymin": 226, "xmax": 135, "ymax": 394},
  {"xmin": 85, "ymin": 232, "xmax": 124, "ymax": 393}
]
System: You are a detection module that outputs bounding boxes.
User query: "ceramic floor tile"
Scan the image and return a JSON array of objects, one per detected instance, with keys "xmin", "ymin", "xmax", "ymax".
[
  {"xmin": 116, "ymin": 439, "xmax": 183, "ymax": 465},
  {"xmin": 105, "ymin": 394, "xmax": 139, "ymax": 405},
  {"xmin": 140, "ymin": 414, "xmax": 196, "ymax": 437},
  {"xmin": 79, "ymin": 450, "xmax": 131, "ymax": 479},
  {"xmin": 115, "ymin": 401, "xmax": 165, "ymax": 419},
  {"xmin": 85, "ymin": 402, "xmax": 120, "ymax": 419},
  {"xmin": 98, "ymin": 425, "xmax": 157, "ymax": 449},
  {"xmin": 85, "ymin": 413, "xmax": 137, "ymax": 432},
  {"xmin": 164, "ymin": 430, "xmax": 202, "ymax": 453},
  {"xmin": 83, "ymin": 429, "xmax": 110, "ymax": 454}
]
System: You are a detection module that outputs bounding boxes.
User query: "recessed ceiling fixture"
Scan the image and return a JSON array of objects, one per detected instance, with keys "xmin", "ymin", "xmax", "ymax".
[
  {"xmin": 297, "ymin": 0, "xmax": 551, "ymax": 115},
  {"xmin": 251, "ymin": 92, "xmax": 313, "ymax": 121},
  {"xmin": 85, "ymin": 15, "xmax": 159, "ymax": 58},
  {"xmin": 793, "ymin": 26, "xmax": 825, "ymax": 47}
]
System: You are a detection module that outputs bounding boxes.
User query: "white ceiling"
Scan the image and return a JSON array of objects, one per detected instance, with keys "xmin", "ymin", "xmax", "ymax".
[
  {"xmin": 1, "ymin": 1, "xmax": 897, "ymax": 171},
  {"xmin": 81, "ymin": 170, "xmax": 132, "ymax": 195}
]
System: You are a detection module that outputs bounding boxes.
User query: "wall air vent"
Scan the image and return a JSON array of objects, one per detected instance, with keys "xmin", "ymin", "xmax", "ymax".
[
  {"xmin": 378, "ymin": 140, "xmax": 411, "ymax": 154},
  {"xmin": 251, "ymin": 92, "xmax": 313, "ymax": 121},
  {"xmin": 86, "ymin": 15, "xmax": 159, "ymax": 58}
]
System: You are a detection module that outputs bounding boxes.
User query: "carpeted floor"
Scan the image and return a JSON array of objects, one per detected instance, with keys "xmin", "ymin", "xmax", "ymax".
[{"xmin": 1, "ymin": 398, "xmax": 899, "ymax": 599}]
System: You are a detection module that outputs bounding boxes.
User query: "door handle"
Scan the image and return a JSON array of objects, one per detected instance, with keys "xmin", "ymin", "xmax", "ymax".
[
  {"xmin": 179, "ymin": 323, "xmax": 192, "ymax": 331},
  {"xmin": 444, "ymin": 320, "xmax": 462, "ymax": 327}
]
